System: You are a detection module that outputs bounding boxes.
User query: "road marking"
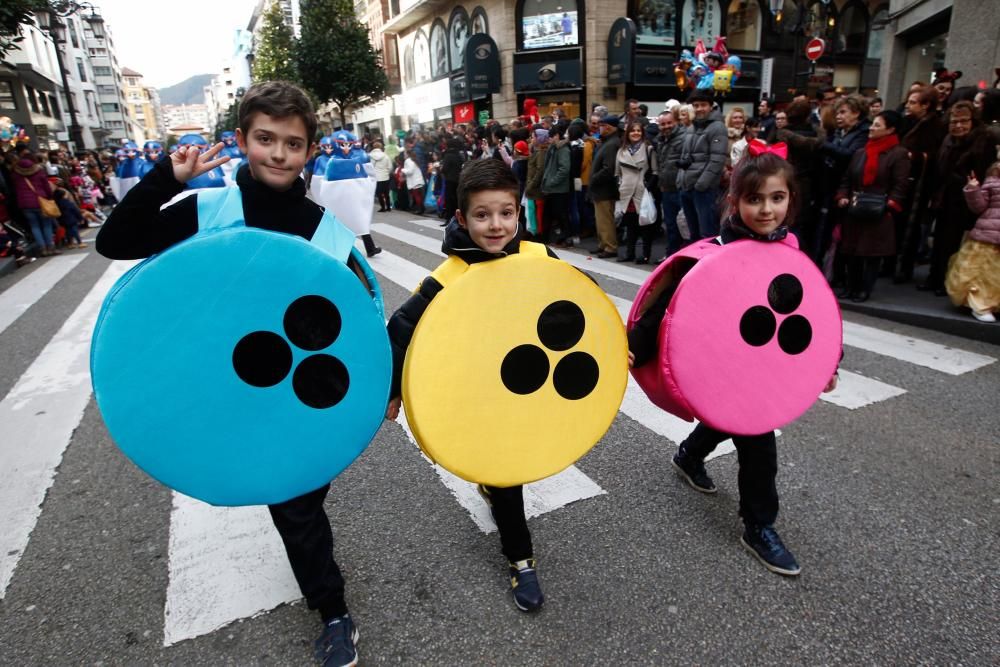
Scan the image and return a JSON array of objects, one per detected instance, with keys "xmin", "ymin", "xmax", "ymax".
[
  {"xmin": 0, "ymin": 259, "xmax": 135, "ymax": 599},
  {"xmin": 822, "ymin": 370, "xmax": 907, "ymax": 409},
  {"xmin": 365, "ymin": 246, "xmax": 609, "ymax": 528},
  {"xmin": 841, "ymin": 322, "xmax": 995, "ymax": 375},
  {"xmin": 0, "ymin": 254, "xmax": 87, "ymax": 336},
  {"xmin": 163, "ymin": 494, "xmax": 299, "ymax": 647}
]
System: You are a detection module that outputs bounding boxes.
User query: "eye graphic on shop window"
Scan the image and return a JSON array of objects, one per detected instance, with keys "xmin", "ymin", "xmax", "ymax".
[
  {"xmin": 474, "ymin": 44, "xmax": 492, "ymax": 60},
  {"xmin": 537, "ymin": 64, "xmax": 557, "ymax": 82}
]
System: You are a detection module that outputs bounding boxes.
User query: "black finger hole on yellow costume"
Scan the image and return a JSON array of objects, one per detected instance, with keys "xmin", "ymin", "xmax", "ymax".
[
  {"xmin": 767, "ymin": 274, "xmax": 804, "ymax": 314},
  {"xmin": 292, "ymin": 354, "xmax": 350, "ymax": 409},
  {"xmin": 500, "ymin": 344, "xmax": 550, "ymax": 395},
  {"xmin": 553, "ymin": 351, "xmax": 599, "ymax": 400},
  {"xmin": 284, "ymin": 295, "xmax": 342, "ymax": 351},
  {"xmin": 233, "ymin": 331, "xmax": 292, "ymax": 387},
  {"xmin": 777, "ymin": 315, "xmax": 812, "ymax": 355},
  {"xmin": 537, "ymin": 300, "xmax": 586, "ymax": 351},
  {"xmin": 739, "ymin": 305, "xmax": 776, "ymax": 347}
]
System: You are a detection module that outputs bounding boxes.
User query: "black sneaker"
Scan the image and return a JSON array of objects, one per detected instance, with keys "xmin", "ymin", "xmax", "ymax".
[
  {"xmin": 509, "ymin": 559, "xmax": 544, "ymax": 612},
  {"xmin": 741, "ymin": 525, "xmax": 801, "ymax": 576},
  {"xmin": 367, "ymin": 247, "xmax": 382, "ymax": 258},
  {"xmin": 671, "ymin": 452, "xmax": 716, "ymax": 494},
  {"xmin": 314, "ymin": 614, "xmax": 359, "ymax": 667}
]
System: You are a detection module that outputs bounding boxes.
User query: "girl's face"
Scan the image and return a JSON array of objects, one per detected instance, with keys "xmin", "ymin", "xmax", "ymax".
[
  {"xmin": 628, "ymin": 125, "xmax": 644, "ymax": 143},
  {"xmin": 737, "ymin": 174, "xmax": 790, "ymax": 236}
]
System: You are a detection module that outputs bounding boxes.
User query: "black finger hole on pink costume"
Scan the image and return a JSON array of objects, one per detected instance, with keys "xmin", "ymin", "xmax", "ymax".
[
  {"xmin": 283, "ymin": 295, "xmax": 342, "ymax": 351},
  {"xmin": 767, "ymin": 274, "xmax": 804, "ymax": 314},
  {"xmin": 501, "ymin": 344, "xmax": 549, "ymax": 395},
  {"xmin": 739, "ymin": 306, "xmax": 776, "ymax": 346},
  {"xmin": 537, "ymin": 300, "xmax": 586, "ymax": 351},
  {"xmin": 233, "ymin": 331, "xmax": 292, "ymax": 387},
  {"xmin": 777, "ymin": 315, "xmax": 812, "ymax": 355},
  {"xmin": 553, "ymin": 352, "xmax": 599, "ymax": 400},
  {"xmin": 292, "ymin": 354, "xmax": 350, "ymax": 409}
]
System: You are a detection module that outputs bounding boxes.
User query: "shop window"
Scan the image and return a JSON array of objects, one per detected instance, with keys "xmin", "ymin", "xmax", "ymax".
[
  {"xmin": 448, "ymin": 6, "xmax": 470, "ymax": 72},
  {"xmin": 632, "ymin": 0, "xmax": 677, "ymax": 46},
  {"xmin": 471, "ymin": 6, "xmax": 489, "ymax": 34},
  {"xmin": 726, "ymin": 0, "xmax": 761, "ymax": 51},
  {"xmin": 413, "ymin": 29, "xmax": 431, "ymax": 84},
  {"xmin": 403, "ymin": 44, "xmax": 414, "ymax": 87},
  {"xmin": 802, "ymin": 0, "xmax": 834, "ymax": 40},
  {"xmin": 681, "ymin": 0, "xmax": 722, "ymax": 47},
  {"xmin": 0, "ymin": 81, "xmax": 16, "ymax": 109},
  {"xmin": 866, "ymin": 5, "xmax": 887, "ymax": 60},
  {"xmin": 430, "ymin": 20, "xmax": 448, "ymax": 79},
  {"xmin": 517, "ymin": 0, "xmax": 580, "ymax": 50},
  {"xmin": 761, "ymin": 0, "xmax": 799, "ymax": 51},
  {"xmin": 834, "ymin": 1, "xmax": 867, "ymax": 54}
]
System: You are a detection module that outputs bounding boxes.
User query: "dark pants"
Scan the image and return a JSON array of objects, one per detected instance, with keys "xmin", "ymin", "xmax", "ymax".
[
  {"xmin": 576, "ymin": 187, "xmax": 595, "ymax": 236},
  {"xmin": 660, "ymin": 190, "xmax": 683, "ymax": 255},
  {"xmin": 680, "ymin": 423, "xmax": 779, "ymax": 527},
  {"xmin": 375, "ymin": 180, "xmax": 391, "ymax": 210},
  {"xmin": 268, "ymin": 483, "xmax": 347, "ymax": 621},
  {"xmin": 680, "ymin": 188, "xmax": 721, "ymax": 241},
  {"xmin": 847, "ymin": 256, "xmax": 881, "ymax": 295},
  {"xmin": 484, "ymin": 484, "xmax": 533, "ymax": 562},
  {"xmin": 622, "ymin": 210, "xmax": 655, "ymax": 260},
  {"xmin": 544, "ymin": 192, "xmax": 571, "ymax": 243}
]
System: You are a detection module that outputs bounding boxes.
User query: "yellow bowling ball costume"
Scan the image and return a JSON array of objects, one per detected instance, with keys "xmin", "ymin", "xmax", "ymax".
[{"xmin": 401, "ymin": 241, "xmax": 627, "ymax": 487}]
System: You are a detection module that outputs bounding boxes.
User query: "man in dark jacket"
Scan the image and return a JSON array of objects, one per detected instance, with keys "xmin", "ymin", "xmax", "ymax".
[
  {"xmin": 541, "ymin": 123, "xmax": 572, "ymax": 245},
  {"xmin": 654, "ymin": 110, "xmax": 687, "ymax": 259},
  {"xmin": 588, "ymin": 115, "xmax": 622, "ymax": 258},
  {"xmin": 678, "ymin": 91, "xmax": 727, "ymax": 240}
]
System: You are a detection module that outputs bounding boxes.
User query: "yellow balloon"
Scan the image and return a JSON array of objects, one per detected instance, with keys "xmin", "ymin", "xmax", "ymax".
[{"xmin": 402, "ymin": 250, "xmax": 627, "ymax": 487}]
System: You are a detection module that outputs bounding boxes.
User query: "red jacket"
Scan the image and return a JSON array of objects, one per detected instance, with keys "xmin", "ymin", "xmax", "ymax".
[{"xmin": 12, "ymin": 159, "xmax": 53, "ymax": 209}]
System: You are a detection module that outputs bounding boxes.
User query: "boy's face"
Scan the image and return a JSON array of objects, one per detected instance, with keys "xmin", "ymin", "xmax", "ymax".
[
  {"xmin": 236, "ymin": 112, "xmax": 313, "ymax": 191},
  {"xmin": 456, "ymin": 189, "xmax": 519, "ymax": 253}
]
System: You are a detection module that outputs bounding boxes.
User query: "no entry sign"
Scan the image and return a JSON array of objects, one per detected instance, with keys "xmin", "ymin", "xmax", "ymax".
[{"xmin": 805, "ymin": 38, "xmax": 825, "ymax": 61}]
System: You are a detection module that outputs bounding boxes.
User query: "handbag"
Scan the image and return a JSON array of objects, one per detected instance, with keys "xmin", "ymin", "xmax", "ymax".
[
  {"xmin": 24, "ymin": 179, "xmax": 61, "ymax": 218},
  {"xmin": 848, "ymin": 191, "xmax": 887, "ymax": 222}
]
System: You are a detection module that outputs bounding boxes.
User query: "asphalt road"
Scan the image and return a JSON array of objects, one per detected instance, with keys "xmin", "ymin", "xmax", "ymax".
[{"xmin": 0, "ymin": 212, "xmax": 997, "ymax": 665}]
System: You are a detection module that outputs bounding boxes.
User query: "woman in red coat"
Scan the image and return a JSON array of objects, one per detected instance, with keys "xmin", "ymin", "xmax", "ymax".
[{"xmin": 11, "ymin": 150, "xmax": 59, "ymax": 256}]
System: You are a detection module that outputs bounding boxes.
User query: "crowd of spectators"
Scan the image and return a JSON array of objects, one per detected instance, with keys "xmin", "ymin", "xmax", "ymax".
[
  {"xmin": 343, "ymin": 78, "xmax": 1000, "ymax": 322},
  {"xmin": 1, "ymin": 144, "xmax": 113, "ymax": 266}
]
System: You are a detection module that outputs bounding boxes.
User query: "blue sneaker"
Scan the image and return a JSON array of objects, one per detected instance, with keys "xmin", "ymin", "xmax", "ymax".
[
  {"xmin": 509, "ymin": 558, "xmax": 544, "ymax": 612},
  {"xmin": 741, "ymin": 525, "xmax": 801, "ymax": 576},
  {"xmin": 314, "ymin": 614, "xmax": 359, "ymax": 667}
]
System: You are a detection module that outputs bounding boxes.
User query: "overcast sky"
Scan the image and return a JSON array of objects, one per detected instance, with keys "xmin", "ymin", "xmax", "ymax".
[{"xmin": 93, "ymin": 0, "xmax": 259, "ymax": 88}]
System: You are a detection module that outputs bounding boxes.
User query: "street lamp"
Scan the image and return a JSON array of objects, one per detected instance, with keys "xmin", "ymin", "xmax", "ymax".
[{"xmin": 35, "ymin": 1, "xmax": 100, "ymax": 152}]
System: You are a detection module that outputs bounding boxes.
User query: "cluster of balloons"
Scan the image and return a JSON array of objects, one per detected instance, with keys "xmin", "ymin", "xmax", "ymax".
[
  {"xmin": 674, "ymin": 37, "xmax": 742, "ymax": 95},
  {"xmin": 0, "ymin": 116, "xmax": 31, "ymax": 147}
]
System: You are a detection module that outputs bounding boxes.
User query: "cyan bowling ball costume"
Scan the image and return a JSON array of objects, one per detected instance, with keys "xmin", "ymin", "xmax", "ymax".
[{"xmin": 91, "ymin": 186, "xmax": 392, "ymax": 506}]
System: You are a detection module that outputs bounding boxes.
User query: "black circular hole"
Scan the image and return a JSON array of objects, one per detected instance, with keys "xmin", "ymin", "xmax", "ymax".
[
  {"xmin": 283, "ymin": 295, "xmax": 342, "ymax": 351},
  {"xmin": 536, "ymin": 300, "xmax": 586, "ymax": 351},
  {"xmin": 500, "ymin": 344, "xmax": 550, "ymax": 395},
  {"xmin": 292, "ymin": 354, "xmax": 350, "ymax": 409},
  {"xmin": 739, "ymin": 306, "xmax": 777, "ymax": 347},
  {"xmin": 767, "ymin": 274, "xmax": 804, "ymax": 314},
  {"xmin": 232, "ymin": 331, "xmax": 292, "ymax": 387},
  {"xmin": 777, "ymin": 315, "xmax": 812, "ymax": 355},
  {"xmin": 552, "ymin": 351, "xmax": 600, "ymax": 400}
]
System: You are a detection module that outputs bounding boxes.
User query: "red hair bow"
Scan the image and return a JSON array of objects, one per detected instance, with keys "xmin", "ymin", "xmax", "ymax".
[{"xmin": 747, "ymin": 139, "xmax": 788, "ymax": 160}]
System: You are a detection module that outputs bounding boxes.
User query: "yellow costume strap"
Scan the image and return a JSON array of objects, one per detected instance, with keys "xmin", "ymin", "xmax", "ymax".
[{"xmin": 421, "ymin": 241, "xmax": 548, "ymax": 292}]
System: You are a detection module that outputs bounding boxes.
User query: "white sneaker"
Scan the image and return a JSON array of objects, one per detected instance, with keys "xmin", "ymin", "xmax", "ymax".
[{"xmin": 972, "ymin": 310, "xmax": 996, "ymax": 323}]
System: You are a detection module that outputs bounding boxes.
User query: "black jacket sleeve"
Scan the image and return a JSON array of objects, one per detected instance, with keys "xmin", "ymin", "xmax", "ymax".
[
  {"xmin": 95, "ymin": 158, "xmax": 199, "ymax": 260},
  {"xmin": 387, "ymin": 276, "xmax": 444, "ymax": 399}
]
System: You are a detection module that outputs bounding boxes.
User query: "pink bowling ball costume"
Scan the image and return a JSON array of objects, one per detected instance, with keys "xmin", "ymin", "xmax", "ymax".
[{"xmin": 628, "ymin": 234, "xmax": 842, "ymax": 435}]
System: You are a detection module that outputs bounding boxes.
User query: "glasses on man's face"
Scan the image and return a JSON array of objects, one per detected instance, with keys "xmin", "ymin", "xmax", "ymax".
[{"xmin": 949, "ymin": 118, "xmax": 972, "ymax": 126}]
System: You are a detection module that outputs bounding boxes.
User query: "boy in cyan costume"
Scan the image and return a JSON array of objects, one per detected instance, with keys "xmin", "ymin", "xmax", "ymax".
[{"xmin": 96, "ymin": 81, "xmax": 371, "ymax": 667}]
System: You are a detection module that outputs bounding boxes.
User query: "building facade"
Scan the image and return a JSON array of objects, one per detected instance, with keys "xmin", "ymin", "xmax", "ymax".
[
  {"xmin": 122, "ymin": 67, "xmax": 162, "ymax": 141},
  {"xmin": 0, "ymin": 18, "xmax": 66, "ymax": 151},
  {"xmin": 83, "ymin": 13, "xmax": 135, "ymax": 146},
  {"xmin": 163, "ymin": 103, "xmax": 212, "ymax": 135}
]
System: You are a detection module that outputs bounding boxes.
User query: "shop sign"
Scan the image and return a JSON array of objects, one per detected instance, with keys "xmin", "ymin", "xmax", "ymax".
[
  {"xmin": 607, "ymin": 17, "xmax": 637, "ymax": 85},
  {"xmin": 453, "ymin": 102, "xmax": 475, "ymax": 124},
  {"xmin": 808, "ymin": 64, "xmax": 834, "ymax": 87},
  {"xmin": 513, "ymin": 49, "xmax": 583, "ymax": 92},
  {"xmin": 464, "ymin": 33, "xmax": 501, "ymax": 97},
  {"xmin": 634, "ymin": 53, "xmax": 674, "ymax": 86},
  {"xmin": 478, "ymin": 110, "xmax": 490, "ymax": 125}
]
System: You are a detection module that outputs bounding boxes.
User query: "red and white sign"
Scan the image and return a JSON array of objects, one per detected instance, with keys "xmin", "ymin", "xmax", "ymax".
[
  {"xmin": 453, "ymin": 102, "xmax": 475, "ymax": 124},
  {"xmin": 805, "ymin": 38, "xmax": 825, "ymax": 61}
]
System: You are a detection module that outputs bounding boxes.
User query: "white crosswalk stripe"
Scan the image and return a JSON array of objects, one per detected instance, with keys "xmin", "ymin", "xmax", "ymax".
[{"xmin": 0, "ymin": 217, "xmax": 995, "ymax": 650}]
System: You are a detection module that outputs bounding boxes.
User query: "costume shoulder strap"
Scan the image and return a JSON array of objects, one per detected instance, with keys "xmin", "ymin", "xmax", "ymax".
[
  {"xmin": 310, "ymin": 208, "xmax": 356, "ymax": 263},
  {"xmin": 426, "ymin": 255, "xmax": 469, "ymax": 291},
  {"xmin": 518, "ymin": 240, "xmax": 549, "ymax": 256},
  {"xmin": 196, "ymin": 186, "xmax": 244, "ymax": 232}
]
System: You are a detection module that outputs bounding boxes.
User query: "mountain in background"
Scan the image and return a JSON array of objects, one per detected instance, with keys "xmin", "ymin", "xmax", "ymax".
[{"xmin": 158, "ymin": 74, "xmax": 215, "ymax": 105}]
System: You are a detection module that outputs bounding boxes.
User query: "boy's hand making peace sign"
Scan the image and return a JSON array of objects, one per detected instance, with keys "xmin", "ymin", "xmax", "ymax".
[{"xmin": 170, "ymin": 142, "xmax": 231, "ymax": 184}]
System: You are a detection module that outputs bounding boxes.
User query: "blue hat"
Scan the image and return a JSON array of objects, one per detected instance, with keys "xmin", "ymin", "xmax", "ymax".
[{"xmin": 598, "ymin": 114, "xmax": 621, "ymax": 127}]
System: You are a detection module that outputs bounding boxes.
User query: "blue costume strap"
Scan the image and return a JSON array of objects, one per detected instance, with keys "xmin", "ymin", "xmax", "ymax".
[
  {"xmin": 311, "ymin": 209, "xmax": 356, "ymax": 263},
  {"xmin": 196, "ymin": 186, "xmax": 245, "ymax": 232}
]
